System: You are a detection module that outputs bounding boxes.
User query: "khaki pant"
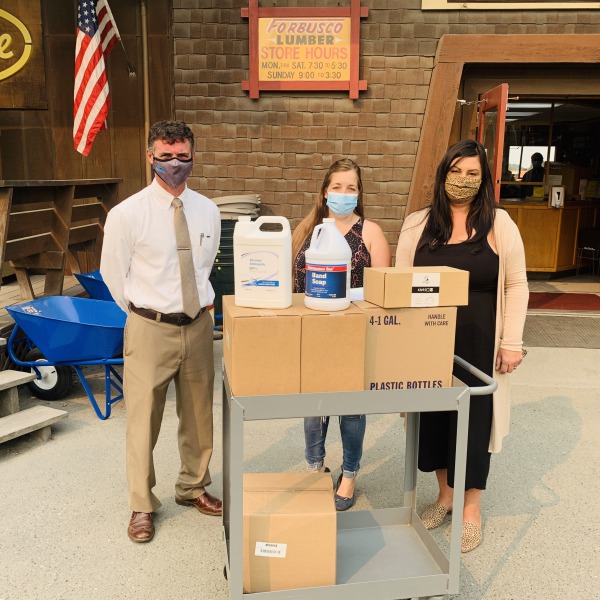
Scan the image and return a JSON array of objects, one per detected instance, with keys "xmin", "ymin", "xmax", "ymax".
[{"xmin": 123, "ymin": 310, "xmax": 215, "ymax": 513}]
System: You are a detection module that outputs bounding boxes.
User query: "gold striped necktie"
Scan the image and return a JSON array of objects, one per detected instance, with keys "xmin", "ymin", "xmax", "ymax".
[{"xmin": 172, "ymin": 197, "xmax": 201, "ymax": 319}]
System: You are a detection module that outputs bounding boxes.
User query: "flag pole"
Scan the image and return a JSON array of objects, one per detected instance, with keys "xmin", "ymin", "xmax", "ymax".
[
  {"xmin": 141, "ymin": 0, "xmax": 151, "ymax": 185},
  {"xmin": 103, "ymin": 0, "xmax": 137, "ymax": 78}
]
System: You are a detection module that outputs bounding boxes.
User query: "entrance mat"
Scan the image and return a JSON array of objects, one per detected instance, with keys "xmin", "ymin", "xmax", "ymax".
[
  {"xmin": 528, "ymin": 292, "xmax": 600, "ymax": 311},
  {"xmin": 524, "ymin": 314, "xmax": 600, "ymax": 349}
]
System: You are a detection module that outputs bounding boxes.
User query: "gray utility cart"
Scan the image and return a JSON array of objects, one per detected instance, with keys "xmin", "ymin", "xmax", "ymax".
[{"xmin": 222, "ymin": 356, "xmax": 496, "ymax": 600}]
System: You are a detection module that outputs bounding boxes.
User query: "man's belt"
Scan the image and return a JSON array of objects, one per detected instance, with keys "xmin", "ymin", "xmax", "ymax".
[{"xmin": 129, "ymin": 303, "xmax": 206, "ymax": 326}]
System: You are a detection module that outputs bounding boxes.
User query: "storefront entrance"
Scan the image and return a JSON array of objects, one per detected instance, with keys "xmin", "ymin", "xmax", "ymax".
[{"xmin": 409, "ymin": 35, "xmax": 600, "ymax": 277}]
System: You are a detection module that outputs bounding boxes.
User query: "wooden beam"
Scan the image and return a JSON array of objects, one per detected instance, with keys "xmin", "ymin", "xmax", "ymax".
[
  {"xmin": 68, "ymin": 223, "xmax": 101, "ymax": 245},
  {"xmin": 50, "ymin": 186, "xmax": 75, "ymax": 253},
  {"xmin": 4, "ymin": 234, "xmax": 51, "ymax": 262},
  {"xmin": 436, "ymin": 34, "xmax": 600, "ymax": 65},
  {"xmin": 72, "ymin": 202, "xmax": 102, "ymax": 222},
  {"xmin": 407, "ymin": 61, "xmax": 463, "ymax": 214},
  {"xmin": 0, "ymin": 188, "xmax": 13, "ymax": 271},
  {"xmin": 13, "ymin": 268, "xmax": 35, "ymax": 301},
  {"xmin": 12, "ymin": 251, "xmax": 65, "ymax": 270},
  {"xmin": 7, "ymin": 209, "xmax": 54, "ymax": 240}
]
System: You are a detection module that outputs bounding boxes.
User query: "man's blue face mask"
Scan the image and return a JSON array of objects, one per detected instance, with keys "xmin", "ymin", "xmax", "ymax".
[{"xmin": 326, "ymin": 192, "xmax": 358, "ymax": 217}]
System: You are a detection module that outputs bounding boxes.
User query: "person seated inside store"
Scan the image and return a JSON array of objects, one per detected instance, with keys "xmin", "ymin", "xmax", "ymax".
[
  {"xmin": 519, "ymin": 152, "xmax": 545, "ymax": 198},
  {"xmin": 500, "ymin": 167, "xmax": 519, "ymax": 199}
]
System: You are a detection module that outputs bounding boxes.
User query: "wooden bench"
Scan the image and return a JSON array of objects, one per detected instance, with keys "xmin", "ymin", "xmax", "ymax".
[
  {"xmin": 0, "ymin": 405, "xmax": 68, "ymax": 443},
  {"xmin": 0, "ymin": 179, "xmax": 120, "ymax": 300},
  {"xmin": 0, "ymin": 369, "xmax": 68, "ymax": 443}
]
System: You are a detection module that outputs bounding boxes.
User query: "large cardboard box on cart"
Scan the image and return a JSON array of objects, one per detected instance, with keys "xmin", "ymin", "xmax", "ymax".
[
  {"xmin": 295, "ymin": 297, "xmax": 365, "ymax": 393},
  {"xmin": 356, "ymin": 265, "xmax": 469, "ymax": 391},
  {"xmin": 223, "ymin": 295, "xmax": 301, "ymax": 396},
  {"xmin": 222, "ymin": 294, "xmax": 365, "ymax": 396},
  {"xmin": 355, "ymin": 301, "xmax": 459, "ymax": 391},
  {"xmin": 243, "ymin": 472, "xmax": 336, "ymax": 593}
]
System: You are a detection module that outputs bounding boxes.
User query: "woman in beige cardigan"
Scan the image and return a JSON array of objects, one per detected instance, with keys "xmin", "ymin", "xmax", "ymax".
[{"xmin": 396, "ymin": 139, "xmax": 528, "ymax": 552}]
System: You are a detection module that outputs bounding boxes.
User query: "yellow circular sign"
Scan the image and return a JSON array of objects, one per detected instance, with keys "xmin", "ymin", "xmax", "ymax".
[{"xmin": 0, "ymin": 9, "xmax": 32, "ymax": 82}]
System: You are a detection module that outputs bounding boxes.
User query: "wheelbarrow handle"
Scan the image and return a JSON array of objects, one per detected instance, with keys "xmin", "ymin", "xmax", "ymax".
[
  {"xmin": 453, "ymin": 354, "xmax": 498, "ymax": 396},
  {"xmin": 6, "ymin": 323, "xmax": 44, "ymax": 378}
]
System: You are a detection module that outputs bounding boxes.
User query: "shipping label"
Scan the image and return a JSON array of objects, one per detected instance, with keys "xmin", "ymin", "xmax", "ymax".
[
  {"xmin": 411, "ymin": 272, "xmax": 440, "ymax": 307},
  {"xmin": 255, "ymin": 541, "xmax": 287, "ymax": 558}
]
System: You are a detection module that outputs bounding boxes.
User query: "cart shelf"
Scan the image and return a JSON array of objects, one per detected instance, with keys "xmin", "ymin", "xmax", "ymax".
[{"xmin": 222, "ymin": 356, "xmax": 496, "ymax": 600}]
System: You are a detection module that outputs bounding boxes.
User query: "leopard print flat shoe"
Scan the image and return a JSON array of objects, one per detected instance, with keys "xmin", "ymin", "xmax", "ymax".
[
  {"xmin": 461, "ymin": 520, "xmax": 482, "ymax": 553},
  {"xmin": 420, "ymin": 502, "xmax": 452, "ymax": 530}
]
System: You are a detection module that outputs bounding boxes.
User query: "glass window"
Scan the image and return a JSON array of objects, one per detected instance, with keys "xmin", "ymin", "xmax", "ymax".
[{"xmin": 500, "ymin": 99, "xmax": 600, "ymax": 200}]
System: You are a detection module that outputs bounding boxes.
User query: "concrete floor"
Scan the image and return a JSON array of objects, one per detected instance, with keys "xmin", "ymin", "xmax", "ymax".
[{"xmin": 0, "ymin": 339, "xmax": 599, "ymax": 600}]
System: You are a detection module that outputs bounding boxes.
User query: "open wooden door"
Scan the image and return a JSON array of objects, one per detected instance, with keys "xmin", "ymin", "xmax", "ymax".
[{"xmin": 477, "ymin": 83, "xmax": 509, "ymax": 203}]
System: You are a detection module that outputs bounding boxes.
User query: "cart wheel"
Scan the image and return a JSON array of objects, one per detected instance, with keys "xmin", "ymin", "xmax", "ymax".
[{"xmin": 25, "ymin": 349, "xmax": 74, "ymax": 400}]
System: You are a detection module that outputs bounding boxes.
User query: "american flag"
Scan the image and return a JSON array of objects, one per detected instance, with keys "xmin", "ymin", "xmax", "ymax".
[{"xmin": 73, "ymin": 0, "xmax": 118, "ymax": 156}]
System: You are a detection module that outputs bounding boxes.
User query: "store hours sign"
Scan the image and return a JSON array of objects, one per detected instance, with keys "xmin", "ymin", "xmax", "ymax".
[
  {"xmin": 242, "ymin": 0, "xmax": 368, "ymax": 99},
  {"xmin": 258, "ymin": 18, "xmax": 351, "ymax": 82}
]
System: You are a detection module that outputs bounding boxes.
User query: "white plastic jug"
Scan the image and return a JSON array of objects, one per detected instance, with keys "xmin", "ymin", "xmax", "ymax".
[
  {"xmin": 234, "ymin": 216, "xmax": 292, "ymax": 308},
  {"xmin": 304, "ymin": 218, "xmax": 352, "ymax": 311}
]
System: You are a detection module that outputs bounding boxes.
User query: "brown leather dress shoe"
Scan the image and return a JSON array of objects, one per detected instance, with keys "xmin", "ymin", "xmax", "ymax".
[
  {"xmin": 176, "ymin": 491, "xmax": 223, "ymax": 516},
  {"xmin": 128, "ymin": 511, "xmax": 154, "ymax": 543}
]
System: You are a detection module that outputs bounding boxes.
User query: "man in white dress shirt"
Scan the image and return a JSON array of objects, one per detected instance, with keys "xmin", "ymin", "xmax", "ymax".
[{"xmin": 101, "ymin": 120, "xmax": 222, "ymax": 543}]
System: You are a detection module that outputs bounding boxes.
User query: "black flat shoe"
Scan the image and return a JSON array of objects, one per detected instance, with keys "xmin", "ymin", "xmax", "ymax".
[{"xmin": 334, "ymin": 471, "xmax": 355, "ymax": 511}]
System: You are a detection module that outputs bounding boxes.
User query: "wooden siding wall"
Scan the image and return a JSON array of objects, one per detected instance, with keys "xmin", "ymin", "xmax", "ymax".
[
  {"xmin": 0, "ymin": 0, "xmax": 173, "ymax": 202},
  {"xmin": 174, "ymin": 0, "xmax": 600, "ymax": 251}
]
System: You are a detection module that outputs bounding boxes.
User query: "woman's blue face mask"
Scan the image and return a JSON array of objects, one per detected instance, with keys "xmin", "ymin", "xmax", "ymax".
[{"xmin": 326, "ymin": 191, "xmax": 358, "ymax": 217}]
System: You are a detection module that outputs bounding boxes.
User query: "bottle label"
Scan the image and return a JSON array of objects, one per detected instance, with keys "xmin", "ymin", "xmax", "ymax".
[
  {"xmin": 306, "ymin": 263, "xmax": 347, "ymax": 298},
  {"xmin": 240, "ymin": 251, "xmax": 280, "ymax": 289}
]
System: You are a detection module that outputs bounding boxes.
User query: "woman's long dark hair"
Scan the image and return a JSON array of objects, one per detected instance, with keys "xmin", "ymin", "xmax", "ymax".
[{"xmin": 418, "ymin": 139, "xmax": 497, "ymax": 251}]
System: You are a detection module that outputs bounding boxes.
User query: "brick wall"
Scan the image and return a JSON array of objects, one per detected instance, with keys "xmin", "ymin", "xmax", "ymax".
[{"xmin": 173, "ymin": 0, "xmax": 600, "ymax": 251}]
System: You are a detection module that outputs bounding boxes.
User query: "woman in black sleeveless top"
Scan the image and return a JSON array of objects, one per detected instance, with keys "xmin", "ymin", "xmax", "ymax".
[
  {"xmin": 292, "ymin": 158, "xmax": 391, "ymax": 511},
  {"xmin": 396, "ymin": 140, "xmax": 528, "ymax": 553}
]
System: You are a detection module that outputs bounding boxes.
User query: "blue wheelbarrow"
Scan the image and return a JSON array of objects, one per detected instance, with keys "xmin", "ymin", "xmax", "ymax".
[
  {"xmin": 7, "ymin": 296, "xmax": 126, "ymax": 420},
  {"xmin": 74, "ymin": 269, "xmax": 115, "ymax": 302}
]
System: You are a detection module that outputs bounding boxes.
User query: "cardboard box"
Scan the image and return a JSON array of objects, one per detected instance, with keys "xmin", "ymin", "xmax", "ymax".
[
  {"xmin": 295, "ymin": 296, "xmax": 365, "ymax": 393},
  {"xmin": 223, "ymin": 295, "xmax": 301, "ymax": 396},
  {"xmin": 364, "ymin": 266, "xmax": 469, "ymax": 308},
  {"xmin": 223, "ymin": 294, "xmax": 366, "ymax": 396},
  {"xmin": 243, "ymin": 472, "xmax": 337, "ymax": 593},
  {"xmin": 354, "ymin": 301, "xmax": 457, "ymax": 391}
]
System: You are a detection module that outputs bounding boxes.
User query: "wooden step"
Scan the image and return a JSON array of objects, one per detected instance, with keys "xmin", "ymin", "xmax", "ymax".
[
  {"xmin": 0, "ymin": 405, "xmax": 68, "ymax": 444},
  {"xmin": 0, "ymin": 369, "xmax": 36, "ymax": 417},
  {"xmin": 0, "ymin": 369, "xmax": 36, "ymax": 391}
]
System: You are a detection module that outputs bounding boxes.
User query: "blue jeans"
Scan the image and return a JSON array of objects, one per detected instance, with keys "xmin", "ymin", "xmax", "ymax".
[{"xmin": 304, "ymin": 415, "xmax": 366, "ymax": 475}]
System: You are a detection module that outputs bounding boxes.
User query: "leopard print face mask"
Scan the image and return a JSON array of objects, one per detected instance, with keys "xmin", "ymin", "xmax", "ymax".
[{"xmin": 444, "ymin": 173, "xmax": 482, "ymax": 205}]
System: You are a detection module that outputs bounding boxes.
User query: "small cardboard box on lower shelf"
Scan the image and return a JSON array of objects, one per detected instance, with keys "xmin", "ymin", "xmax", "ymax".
[
  {"xmin": 243, "ymin": 472, "xmax": 337, "ymax": 593},
  {"xmin": 364, "ymin": 266, "xmax": 469, "ymax": 308},
  {"xmin": 354, "ymin": 301, "xmax": 458, "ymax": 391}
]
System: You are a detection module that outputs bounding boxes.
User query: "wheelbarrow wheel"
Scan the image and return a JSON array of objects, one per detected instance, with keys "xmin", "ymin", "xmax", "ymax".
[{"xmin": 24, "ymin": 349, "xmax": 74, "ymax": 401}]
